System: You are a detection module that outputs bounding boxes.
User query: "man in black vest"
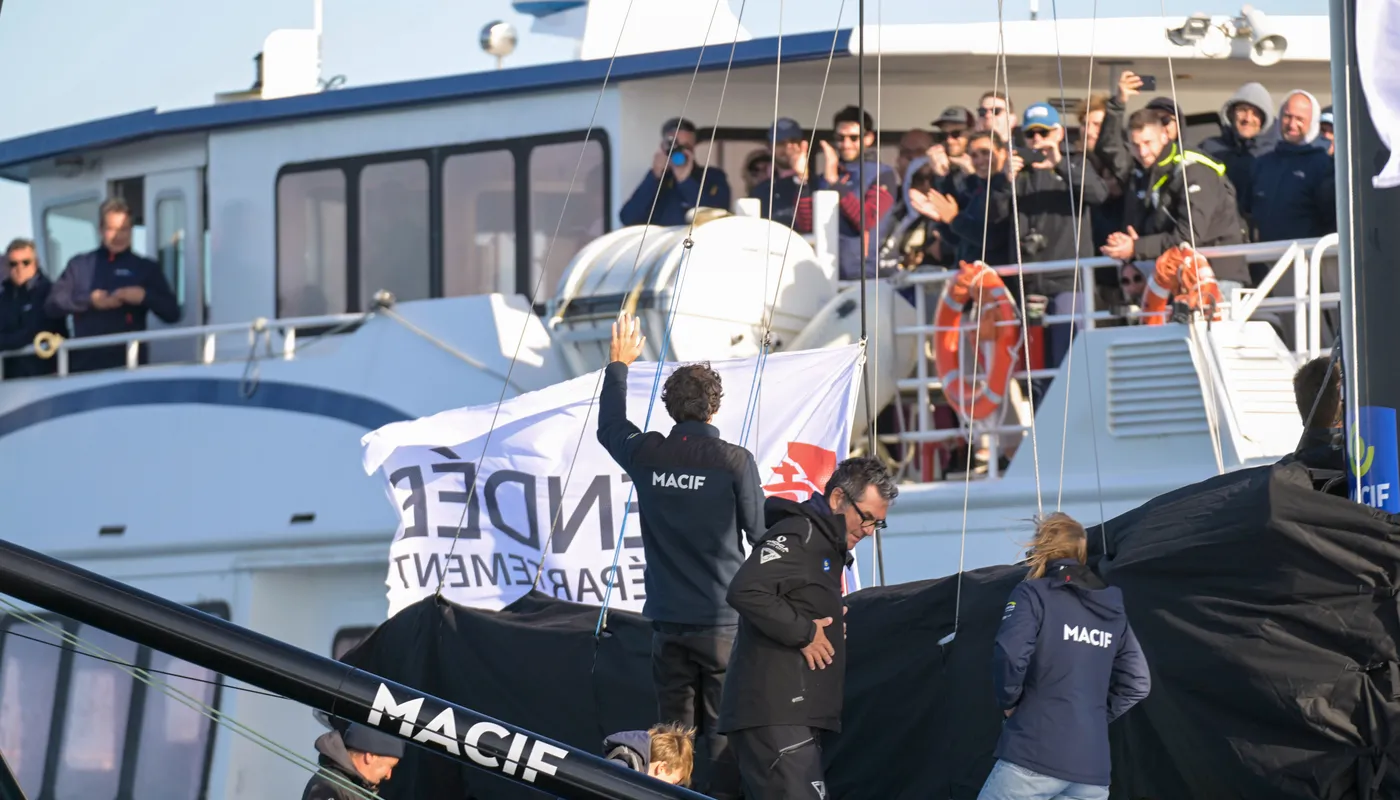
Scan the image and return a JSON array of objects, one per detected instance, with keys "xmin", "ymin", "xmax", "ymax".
[{"xmin": 597, "ymin": 311, "xmax": 766, "ymax": 800}]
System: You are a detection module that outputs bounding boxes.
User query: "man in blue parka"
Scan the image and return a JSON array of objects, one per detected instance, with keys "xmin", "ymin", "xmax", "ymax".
[{"xmin": 1245, "ymin": 90, "xmax": 1337, "ymax": 253}]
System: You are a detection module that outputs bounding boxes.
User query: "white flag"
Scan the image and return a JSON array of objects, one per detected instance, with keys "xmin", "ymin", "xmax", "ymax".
[{"xmin": 361, "ymin": 345, "xmax": 864, "ymax": 617}]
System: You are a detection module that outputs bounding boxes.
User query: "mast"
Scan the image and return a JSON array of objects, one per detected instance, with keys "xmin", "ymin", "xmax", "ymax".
[
  {"xmin": 0, "ymin": 538, "xmax": 704, "ymax": 800},
  {"xmin": 1329, "ymin": 0, "xmax": 1400, "ymax": 513}
]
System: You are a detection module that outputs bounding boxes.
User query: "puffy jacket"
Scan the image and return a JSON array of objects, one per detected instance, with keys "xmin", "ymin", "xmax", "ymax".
[
  {"xmin": 719, "ymin": 494, "xmax": 849, "ymax": 734},
  {"xmin": 1122, "ymin": 143, "xmax": 1250, "ymax": 284},
  {"xmin": 596, "ymin": 361, "xmax": 766, "ymax": 625},
  {"xmin": 603, "ymin": 730, "xmax": 653, "ymax": 773},
  {"xmin": 0, "ymin": 273, "xmax": 64, "ymax": 379},
  {"xmin": 1247, "ymin": 90, "xmax": 1337, "ymax": 243},
  {"xmin": 619, "ymin": 166, "xmax": 732, "ymax": 227},
  {"xmin": 1198, "ymin": 82, "xmax": 1280, "ymax": 217},
  {"xmin": 301, "ymin": 732, "xmax": 383, "ymax": 800},
  {"xmin": 992, "ymin": 560, "xmax": 1151, "ymax": 787}
]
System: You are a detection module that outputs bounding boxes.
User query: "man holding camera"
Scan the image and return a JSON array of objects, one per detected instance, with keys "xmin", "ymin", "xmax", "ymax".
[
  {"xmin": 619, "ymin": 117, "xmax": 732, "ymax": 227},
  {"xmin": 1006, "ymin": 103, "xmax": 1107, "ymax": 370}
]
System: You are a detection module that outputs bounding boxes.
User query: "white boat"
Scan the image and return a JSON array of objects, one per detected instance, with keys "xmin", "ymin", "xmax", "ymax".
[{"xmin": 0, "ymin": 2, "xmax": 1340, "ymax": 797}]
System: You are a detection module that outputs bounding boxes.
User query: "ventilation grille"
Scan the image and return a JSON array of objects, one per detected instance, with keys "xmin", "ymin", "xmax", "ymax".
[{"xmin": 1107, "ymin": 339, "xmax": 1209, "ymax": 438}]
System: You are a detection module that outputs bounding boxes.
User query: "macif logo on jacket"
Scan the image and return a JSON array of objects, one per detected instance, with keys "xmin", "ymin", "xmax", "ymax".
[{"xmin": 361, "ymin": 346, "xmax": 863, "ymax": 616}]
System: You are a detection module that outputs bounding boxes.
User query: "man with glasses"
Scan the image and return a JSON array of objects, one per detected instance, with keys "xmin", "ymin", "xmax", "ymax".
[
  {"xmin": 0, "ymin": 238, "xmax": 65, "ymax": 379},
  {"xmin": 976, "ymin": 91, "xmax": 1021, "ymax": 149},
  {"xmin": 720, "ymin": 456, "xmax": 897, "ymax": 800},
  {"xmin": 810, "ymin": 105, "xmax": 898, "ymax": 280},
  {"xmin": 931, "ymin": 106, "xmax": 977, "ymax": 189}
]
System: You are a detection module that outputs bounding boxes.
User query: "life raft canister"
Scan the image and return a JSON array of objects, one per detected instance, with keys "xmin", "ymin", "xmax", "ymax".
[
  {"xmin": 934, "ymin": 261, "xmax": 1023, "ymax": 422},
  {"xmin": 1141, "ymin": 244, "xmax": 1223, "ymax": 325}
]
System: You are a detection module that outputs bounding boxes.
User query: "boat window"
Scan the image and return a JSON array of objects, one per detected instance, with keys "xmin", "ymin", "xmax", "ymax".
[
  {"xmin": 42, "ymin": 199, "xmax": 100, "ymax": 278},
  {"xmin": 278, "ymin": 168, "xmax": 348, "ymax": 317},
  {"xmin": 53, "ymin": 626, "xmax": 138, "ymax": 800},
  {"xmin": 359, "ymin": 159, "xmax": 430, "ymax": 308},
  {"xmin": 332, "ymin": 625, "xmax": 377, "ymax": 661},
  {"xmin": 443, "ymin": 150, "xmax": 516, "ymax": 297},
  {"xmin": 156, "ymin": 195, "xmax": 187, "ymax": 307},
  {"xmin": 129, "ymin": 652, "xmax": 219, "ymax": 799},
  {"xmin": 0, "ymin": 620, "xmax": 64, "ymax": 796},
  {"xmin": 530, "ymin": 139, "xmax": 605, "ymax": 298}
]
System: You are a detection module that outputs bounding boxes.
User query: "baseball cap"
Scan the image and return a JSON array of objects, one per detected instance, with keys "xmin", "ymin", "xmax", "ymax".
[
  {"xmin": 933, "ymin": 106, "xmax": 974, "ymax": 128},
  {"xmin": 1320, "ymin": 105, "xmax": 1334, "ymax": 125},
  {"xmin": 769, "ymin": 117, "xmax": 804, "ymax": 144},
  {"xmin": 1145, "ymin": 96, "xmax": 1180, "ymax": 119},
  {"xmin": 1022, "ymin": 103, "xmax": 1061, "ymax": 131},
  {"xmin": 343, "ymin": 723, "xmax": 406, "ymax": 759}
]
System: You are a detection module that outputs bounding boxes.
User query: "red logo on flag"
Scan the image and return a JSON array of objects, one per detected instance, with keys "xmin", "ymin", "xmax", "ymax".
[{"xmin": 764, "ymin": 443, "xmax": 838, "ymax": 501}]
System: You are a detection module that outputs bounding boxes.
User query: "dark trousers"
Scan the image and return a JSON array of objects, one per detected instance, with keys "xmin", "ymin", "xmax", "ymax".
[
  {"xmin": 729, "ymin": 725, "xmax": 827, "ymax": 800},
  {"xmin": 652, "ymin": 622, "xmax": 740, "ymax": 800}
]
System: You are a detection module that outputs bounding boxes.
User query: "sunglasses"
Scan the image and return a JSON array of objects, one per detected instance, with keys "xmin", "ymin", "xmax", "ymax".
[
  {"xmin": 978, "ymin": 107, "xmax": 1007, "ymax": 117},
  {"xmin": 834, "ymin": 132, "xmax": 862, "ymax": 141},
  {"xmin": 1025, "ymin": 128, "xmax": 1053, "ymax": 139},
  {"xmin": 1121, "ymin": 274, "xmax": 1144, "ymax": 286},
  {"xmin": 7, "ymin": 258, "xmax": 32, "ymax": 269}
]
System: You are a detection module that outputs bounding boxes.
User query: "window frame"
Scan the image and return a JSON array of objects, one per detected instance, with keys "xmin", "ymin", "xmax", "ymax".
[
  {"xmin": 273, "ymin": 129, "xmax": 613, "ymax": 317},
  {"xmin": 0, "ymin": 601, "xmax": 229, "ymax": 800}
]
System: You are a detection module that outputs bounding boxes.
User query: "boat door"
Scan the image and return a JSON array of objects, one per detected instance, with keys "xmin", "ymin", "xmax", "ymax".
[{"xmin": 142, "ymin": 168, "xmax": 205, "ymax": 364}]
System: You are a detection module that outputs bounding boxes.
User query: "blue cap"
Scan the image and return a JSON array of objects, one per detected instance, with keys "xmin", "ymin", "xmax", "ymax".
[
  {"xmin": 770, "ymin": 117, "xmax": 803, "ymax": 144},
  {"xmin": 1320, "ymin": 105, "xmax": 1334, "ymax": 125},
  {"xmin": 1022, "ymin": 103, "xmax": 1061, "ymax": 131}
]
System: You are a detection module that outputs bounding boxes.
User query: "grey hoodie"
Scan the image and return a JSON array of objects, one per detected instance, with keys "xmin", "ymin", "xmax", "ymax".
[
  {"xmin": 1219, "ymin": 82, "xmax": 1276, "ymax": 133},
  {"xmin": 1199, "ymin": 82, "xmax": 1281, "ymax": 217}
]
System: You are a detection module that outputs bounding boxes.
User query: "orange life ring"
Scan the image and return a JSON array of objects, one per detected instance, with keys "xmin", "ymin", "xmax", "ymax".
[{"xmin": 934, "ymin": 261, "xmax": 1023, "ymax": 422}]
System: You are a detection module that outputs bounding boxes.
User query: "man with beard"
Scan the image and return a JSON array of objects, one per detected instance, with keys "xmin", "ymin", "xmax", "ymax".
[{"xmin": 751, "ymin": 117, "xmax": 812, "ymax": 231}]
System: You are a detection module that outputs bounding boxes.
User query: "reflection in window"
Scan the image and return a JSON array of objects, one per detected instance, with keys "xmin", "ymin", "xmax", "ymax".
[
  {"xmin": 359, "ymin": 160, "xmax": 430, "ymax": 308},
  {"xmin": 0, "ymin": 621, "xmax": 63, "ymax": 796},
  {"xmin": 530, "ymin": 140, "xmax": 606, "ymax": 298},
  {"xmin": 131, "ymin": 653, "xmax": 218, "ymax": 799},
  {"xmin": 156, "ymin": 196, "xmax": 187, "ymax": 306},
  {"xmin": 43, "ymin": 199, "xmax": 100, "ymax": 278},
  {"xmin": 277, "ymin": 169, "xmax": 347, "ymax": 317},
  {"xmin": 54, "ymin": 627, "xmax": 138, "ymax": 800},
  {"xmin": 443, "ymin": 150, "xmax": 516, "ymax": 297}
]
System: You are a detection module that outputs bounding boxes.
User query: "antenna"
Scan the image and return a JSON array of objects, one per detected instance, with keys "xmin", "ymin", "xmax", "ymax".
[{"xmin": 313, "ymin": 0, "xmax": 324, "ymax": 80}]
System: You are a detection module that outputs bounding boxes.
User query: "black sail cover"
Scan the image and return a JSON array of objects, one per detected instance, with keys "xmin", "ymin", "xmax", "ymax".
[{"xmin": 343, "ymin": 459, "xmax": 1400, "ymax": 799}]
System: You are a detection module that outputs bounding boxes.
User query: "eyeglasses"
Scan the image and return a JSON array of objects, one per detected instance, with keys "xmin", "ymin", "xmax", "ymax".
[
  {"xmin": 942, "ymin": 128, "xmax": 968, "ymax": 138},
  {"xmin": 7, "ymin": 258, "xmax": 32, "ymax": 269},
  {"xmin": 834, "ymin": 132, "xmax": 862, "ymax": 141},
  {"xmin": 1121, "ymin": 274, "xmax": 1144, "ymax": 286},
  {"xmin": 849, "ymin": 497, "xmax": 887, "ymax": 530},
  {"xmin": 978, "ymin": 107, "xmax": 1007, "ymax": 117}
]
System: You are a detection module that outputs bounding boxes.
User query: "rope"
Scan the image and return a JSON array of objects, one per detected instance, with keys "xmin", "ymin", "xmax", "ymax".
[
  {"xmin": 0, "ymin": 598, "xmax": 379, "ymax": 800},
  {"xmin": 1048, "ymin": 0, "xmax": 1109, "ymax": 539},
  {"xmin": 432, "ymin": 0, "xmax": 670, "ymax": 593},
  {"xmin": 871, "ymin": 0, "xmax": 885, "ymax": 587},
  {"xmin": 378, "ymin": 305, "xmax": 524, "ymax": 392},
  {"xmin": 740, "ymin": 4, "xmax": 850, "ymax": 450},
  {"xmin": 1158, "ymin": 0, "xmax": 1225, "ymax": 476},
  {"xmin": 590, "ymin": 0, "xmax": 753, "ymax": 633}
]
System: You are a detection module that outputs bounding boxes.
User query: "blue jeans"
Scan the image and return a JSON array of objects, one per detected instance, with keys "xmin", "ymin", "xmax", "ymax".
[{"xmin": 977, "ymin": 759, "xmax": 1108, "ymax": 800}]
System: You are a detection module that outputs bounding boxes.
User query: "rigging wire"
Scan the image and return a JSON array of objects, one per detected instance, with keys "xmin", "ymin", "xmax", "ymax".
[
  {"xmin": 591, "ymin": 0, "xmax": 755, "ymax": 632},
  {"xmin": 433, "ymin": 0, "xmax": 646, "ymax": 593},
  {"xmin": 1048, "ymin": 0, "xmax": 1110, "ymax": 538},
  {"xmin": 1158, "ymin": 0, "xmax": 1227, "ymax": 478},
  {"xmin": 1, "ymin": 626, "xmax": 285, "ymax": 699},
  {"xmin": 0, "ymin": 598, "xmax": 379, "ymax": 800},
  {"xmin": 739, "ymin": 1, "xmax": 852, "ymax": 452},
  {"xmin": 871, "ymin": 0, "xmax": 885, "ymax": 588}
]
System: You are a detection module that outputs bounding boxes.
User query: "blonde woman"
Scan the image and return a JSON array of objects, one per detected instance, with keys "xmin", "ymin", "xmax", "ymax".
[{"xmin": 978, "ymin": 513, "xmax": 1151, "ymax": 800}]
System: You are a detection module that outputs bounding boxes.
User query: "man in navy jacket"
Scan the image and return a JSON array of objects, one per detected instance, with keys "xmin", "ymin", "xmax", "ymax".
[
  {"xmin": 1245, "ymin": 90, "xmax": 1336, "ymax": 250},
  {"xmin": 980, "ymin": 539, "xmax": 1150, "ymax": 799},
  {"xmin": 596, "ymin": 312, "xmax": 763, "ymax": 800},
  {"xmin": 619, "ymin": 117, "xmax": 732, "ymax": 227},
  {"xmin": 45, "ymin": 197, "xmax": 180, "ymax": 372},
  {"xmin": 0, "ymin": 238, "xmax": 65, "ymax": 379}
]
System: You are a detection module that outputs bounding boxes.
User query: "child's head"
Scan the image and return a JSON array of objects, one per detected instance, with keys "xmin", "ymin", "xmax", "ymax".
[{"xmin": 647, "ymin": 722, "xmax": 696, "ymax": 787}]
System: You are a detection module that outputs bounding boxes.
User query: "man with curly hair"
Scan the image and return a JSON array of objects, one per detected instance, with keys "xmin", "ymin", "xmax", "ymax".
[{"xmin": 597, "ymin": 311, "xmax": 766, "ymax": 800}]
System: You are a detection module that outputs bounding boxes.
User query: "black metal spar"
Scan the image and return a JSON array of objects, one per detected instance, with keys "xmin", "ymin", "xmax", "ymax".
[{"xmin": 0, "ymin": 537, "xmax": 706, "ymax": 800}]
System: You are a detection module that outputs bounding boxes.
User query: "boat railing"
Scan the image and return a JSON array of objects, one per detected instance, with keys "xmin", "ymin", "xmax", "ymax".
[
  {"xmin": 881, "ymin": 234, "xmax": 1342, "ymax": 480},
  {"xmin": 0, "ymin": 312, "xmax": 365, "ymax": 380}
]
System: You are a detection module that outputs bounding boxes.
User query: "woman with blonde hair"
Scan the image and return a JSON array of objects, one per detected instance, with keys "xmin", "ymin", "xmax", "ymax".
[{"xmin": 977, "ymin": 513, "xmax": 1151, "ymax": 800}]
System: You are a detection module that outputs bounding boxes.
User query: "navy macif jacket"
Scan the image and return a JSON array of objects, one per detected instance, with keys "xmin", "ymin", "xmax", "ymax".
[
  {"xmin": 0, "ymin": 273, "xmax": 65, "ymax": 379},
  {"xmin": 991, "ymin": 559, "xmax": 1151, "ymax": 787},
  {"xmin": 596, "ymin": 361, "xmax": 766, "ymax": 625}
]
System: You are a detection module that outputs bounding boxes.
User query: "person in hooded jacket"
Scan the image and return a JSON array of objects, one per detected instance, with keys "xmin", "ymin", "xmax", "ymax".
[
  {"xmin": 1246, "ymin": 90, "xmax": 1337, "ymax": 263},
  {"xmin": 602, "ymin": 723, "xmax": 696, "ymax": 787},
  {"xmin": 0, "ymin": 238, "xmax": 65, "ymax": 379},
  {"xmin": 719, "ymin": 456, "xmax": 897, "ymax": 800},
  {"xmin": 301, "ymin": 723, "xmax": 403, "ymax": 800},
  {"xmin": 977, "ymin": 513, "xmax": 1151, "ymax": 800},
  {"xmin": 1198, "ymin": 82, "xmax": 1279, "ymax": 219}
]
